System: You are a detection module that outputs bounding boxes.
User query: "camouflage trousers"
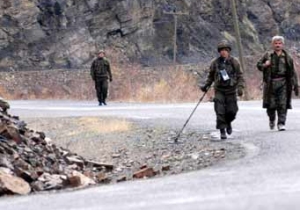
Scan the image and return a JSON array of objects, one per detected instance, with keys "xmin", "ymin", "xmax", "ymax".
[
  {"xmin": 95, "ymin": 79, "xmax": 109, "ymax": 103},
  {"xmin": 267, "ymin": 79, "xmax": 287, "ymax": 125},
  {"xmin": 213, "ymin": 91, "xmax": 238, "ymax": 129}
]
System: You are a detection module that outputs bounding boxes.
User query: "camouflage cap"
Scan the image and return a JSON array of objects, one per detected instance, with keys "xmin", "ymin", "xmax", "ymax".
[
  {"xmin": 97, "ymin": 49, "xmax": 105, "ymax": 54},
  {"xmin": 217, "ymin": 41, "xmax": 231, "ymax": 52}
]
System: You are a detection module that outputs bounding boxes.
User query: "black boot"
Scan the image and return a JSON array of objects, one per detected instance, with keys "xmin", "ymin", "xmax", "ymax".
[
  {"xmin": 220, "ymin": 129, "xmax": 227, "ymax": 140},
  {"xmin": 226, "ymin": 123, "xmax": 232, "ymax": 135},
  {"xmin": 269, "ymin": 121, "xmax": 275, "ymax": 130}
]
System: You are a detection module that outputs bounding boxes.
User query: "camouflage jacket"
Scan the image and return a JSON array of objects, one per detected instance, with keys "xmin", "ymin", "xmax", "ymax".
[
  {"xmin": 204, "ymin": 56, "xmax": 245, "ymax": 94},
  {"xmin": 257, "ymin": 50, "xmax": 298, "ymax": 109},
  {"xmin": 90, "ymin": 58, "xmax": 112, "ymax": 81}
]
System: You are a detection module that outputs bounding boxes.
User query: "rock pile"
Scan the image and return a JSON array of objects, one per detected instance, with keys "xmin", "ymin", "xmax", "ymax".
[{"xmin": 0, "ymin": 111, "xmax": 113, "ymax": 196}]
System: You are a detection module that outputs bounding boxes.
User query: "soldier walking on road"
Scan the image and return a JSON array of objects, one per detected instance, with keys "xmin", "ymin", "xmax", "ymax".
[
  {"xmin": 201, "ymin": 41, "xmax": 245, "ymax": 140},
  {"xmin": 257, "ymin": 36, "xmax": 299, "ymax": 131},
  {"xmin": 90, "ymin": 50, "xmax": 113, "ymax": 106}
]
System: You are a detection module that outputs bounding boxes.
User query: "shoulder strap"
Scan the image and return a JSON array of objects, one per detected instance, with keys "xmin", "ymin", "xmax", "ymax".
[{"xmin": 228, "ymin": 57, "xmax": 238, "ymax": 72}]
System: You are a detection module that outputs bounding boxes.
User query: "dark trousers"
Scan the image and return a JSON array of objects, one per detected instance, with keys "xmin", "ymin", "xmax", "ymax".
[
  {"xmin": 214, "ymin": 91, "xmax": 238, "ymax": 129},
  {"xmin": 267, "ymin": 79, "xmax": 287, "ymax": 125},
  {"xmin": 267, "ymin": 109, "xmax": 287, "ymax": 125},
  {"xmin": 95, "ymin": 79, "xmax": 108, "ymax": 103}
]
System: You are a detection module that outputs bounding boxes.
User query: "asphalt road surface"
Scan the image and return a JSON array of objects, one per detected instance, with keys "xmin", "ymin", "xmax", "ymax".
[{"xmin": 2, "ymin": 99, "xmax": 300, "ymax": 210}]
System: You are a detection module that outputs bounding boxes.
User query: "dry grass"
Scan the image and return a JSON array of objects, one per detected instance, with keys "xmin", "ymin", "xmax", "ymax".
[
  {"xmin": 77, "ymin": 117, "xmax": 132, "ymax": 133},
  {"xmin": 2, "ymin": 47, "xmax": 299, "ymax": 102},
  {"xmin": 0, "ymin": 63, "xmax": 203, "ymax": 102},
  {"xmin": 23, "ymin": 117, "xmax": 133, "ymax": 158},
  {"xmin": 112, "ymin": 66, "xmax": 200, "ymax": 103},
  {"xmin": 26, "ymin": 117, "xmax": 132, "ymax": 137}
]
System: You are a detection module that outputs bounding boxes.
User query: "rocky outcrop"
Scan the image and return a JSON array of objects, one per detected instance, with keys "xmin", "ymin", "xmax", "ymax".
[
  {"xmin": 0, "ymin": 110, "xmax": 116, "ymax": 195},
  {"xmin": 0, "ymin": 0, "xmax": 300, "ymax": 70}
]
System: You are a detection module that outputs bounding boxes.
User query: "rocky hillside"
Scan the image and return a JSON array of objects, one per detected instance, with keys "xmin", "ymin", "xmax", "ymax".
[{"xmin": 0, "ymin": 0, "xmax": 300, "ymax": 70}]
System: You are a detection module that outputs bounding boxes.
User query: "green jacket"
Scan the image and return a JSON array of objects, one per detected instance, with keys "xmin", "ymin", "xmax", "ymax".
[
  {"xmin": 205, "ymin": 56, "xmax": 245, "ymax": 94},
  {"xmin": 90, "ymin": 58, "xmax": 112, "ymax": 81},
  {"xmin": 256, "ymin": 50, "xmax": 298, "ymax": 109}
]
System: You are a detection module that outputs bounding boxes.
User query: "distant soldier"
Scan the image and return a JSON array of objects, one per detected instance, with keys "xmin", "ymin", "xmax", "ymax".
[
  {"xmin": 90, "ymin": 50, "xmax": 113, "ymax": 106},
  {"xmin": 201, "ymin": 41, "xmax": 245, "ymax": 140},
  {"xmin": 256, "ymin": 35, "xmax": 298, "ymax": 131}
]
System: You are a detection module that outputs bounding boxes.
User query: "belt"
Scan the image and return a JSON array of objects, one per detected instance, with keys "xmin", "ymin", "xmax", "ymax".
[{"xmin": 271, "ymin": 77, "xmax": 285, "ymax": 81}]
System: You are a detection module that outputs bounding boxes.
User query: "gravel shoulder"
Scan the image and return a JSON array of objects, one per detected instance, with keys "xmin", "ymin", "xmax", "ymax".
[{"xmin": 24, "ymin": 116, "xmax": 245, "ymax": 183}]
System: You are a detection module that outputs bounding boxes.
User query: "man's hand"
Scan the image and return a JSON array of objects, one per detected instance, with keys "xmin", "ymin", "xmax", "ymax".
[
  {"xmin": 263, "ymin": 60, "xmax": 271, "ymax": 68},
  {"xmin": 237, "ymin": 87, "xmax": 243, "ymax": 97},
  {"xmin": 200, "ymin": 85, "xmax": 209, "ymax": 92}
]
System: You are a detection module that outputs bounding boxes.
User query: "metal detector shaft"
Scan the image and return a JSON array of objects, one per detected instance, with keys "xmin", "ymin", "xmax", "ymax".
[{"xmin": 174, "ymin": 90, "xmax": 209, "ymax": 143}]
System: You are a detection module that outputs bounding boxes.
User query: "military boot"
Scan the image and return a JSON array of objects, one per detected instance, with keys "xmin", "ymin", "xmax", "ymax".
[
  {"xmin": 220, "ymin": 129, "xmax": 227, "ymax": 140},
  {"xmin": 278, "ymin": 124, "xmax": 286, "ymax": 131},
  {"xmin": 226, "ymin": 123, "xmax": 232, "ymax": 135},
  {"xmin": 269, "ymin": 121, "xmax": 275, "ymax": 130}
]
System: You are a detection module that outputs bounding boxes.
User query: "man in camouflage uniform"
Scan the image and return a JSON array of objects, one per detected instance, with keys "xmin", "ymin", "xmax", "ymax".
[
  {"xmin": 201, "ymin": 41, "xmax": 245, "ymax": 140},
  {"xmin": 90, "ymin": 50, "xmax": 113, "ymax": 106},
  {"xmin": 257, "ymin": 35, "xmax": 298, "ymax": 131}
]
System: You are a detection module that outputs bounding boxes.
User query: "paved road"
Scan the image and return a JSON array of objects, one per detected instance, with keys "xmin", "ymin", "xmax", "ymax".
[{"xmin": 2, "ymin": 100, "xmax": 300, "ymax": 210}]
